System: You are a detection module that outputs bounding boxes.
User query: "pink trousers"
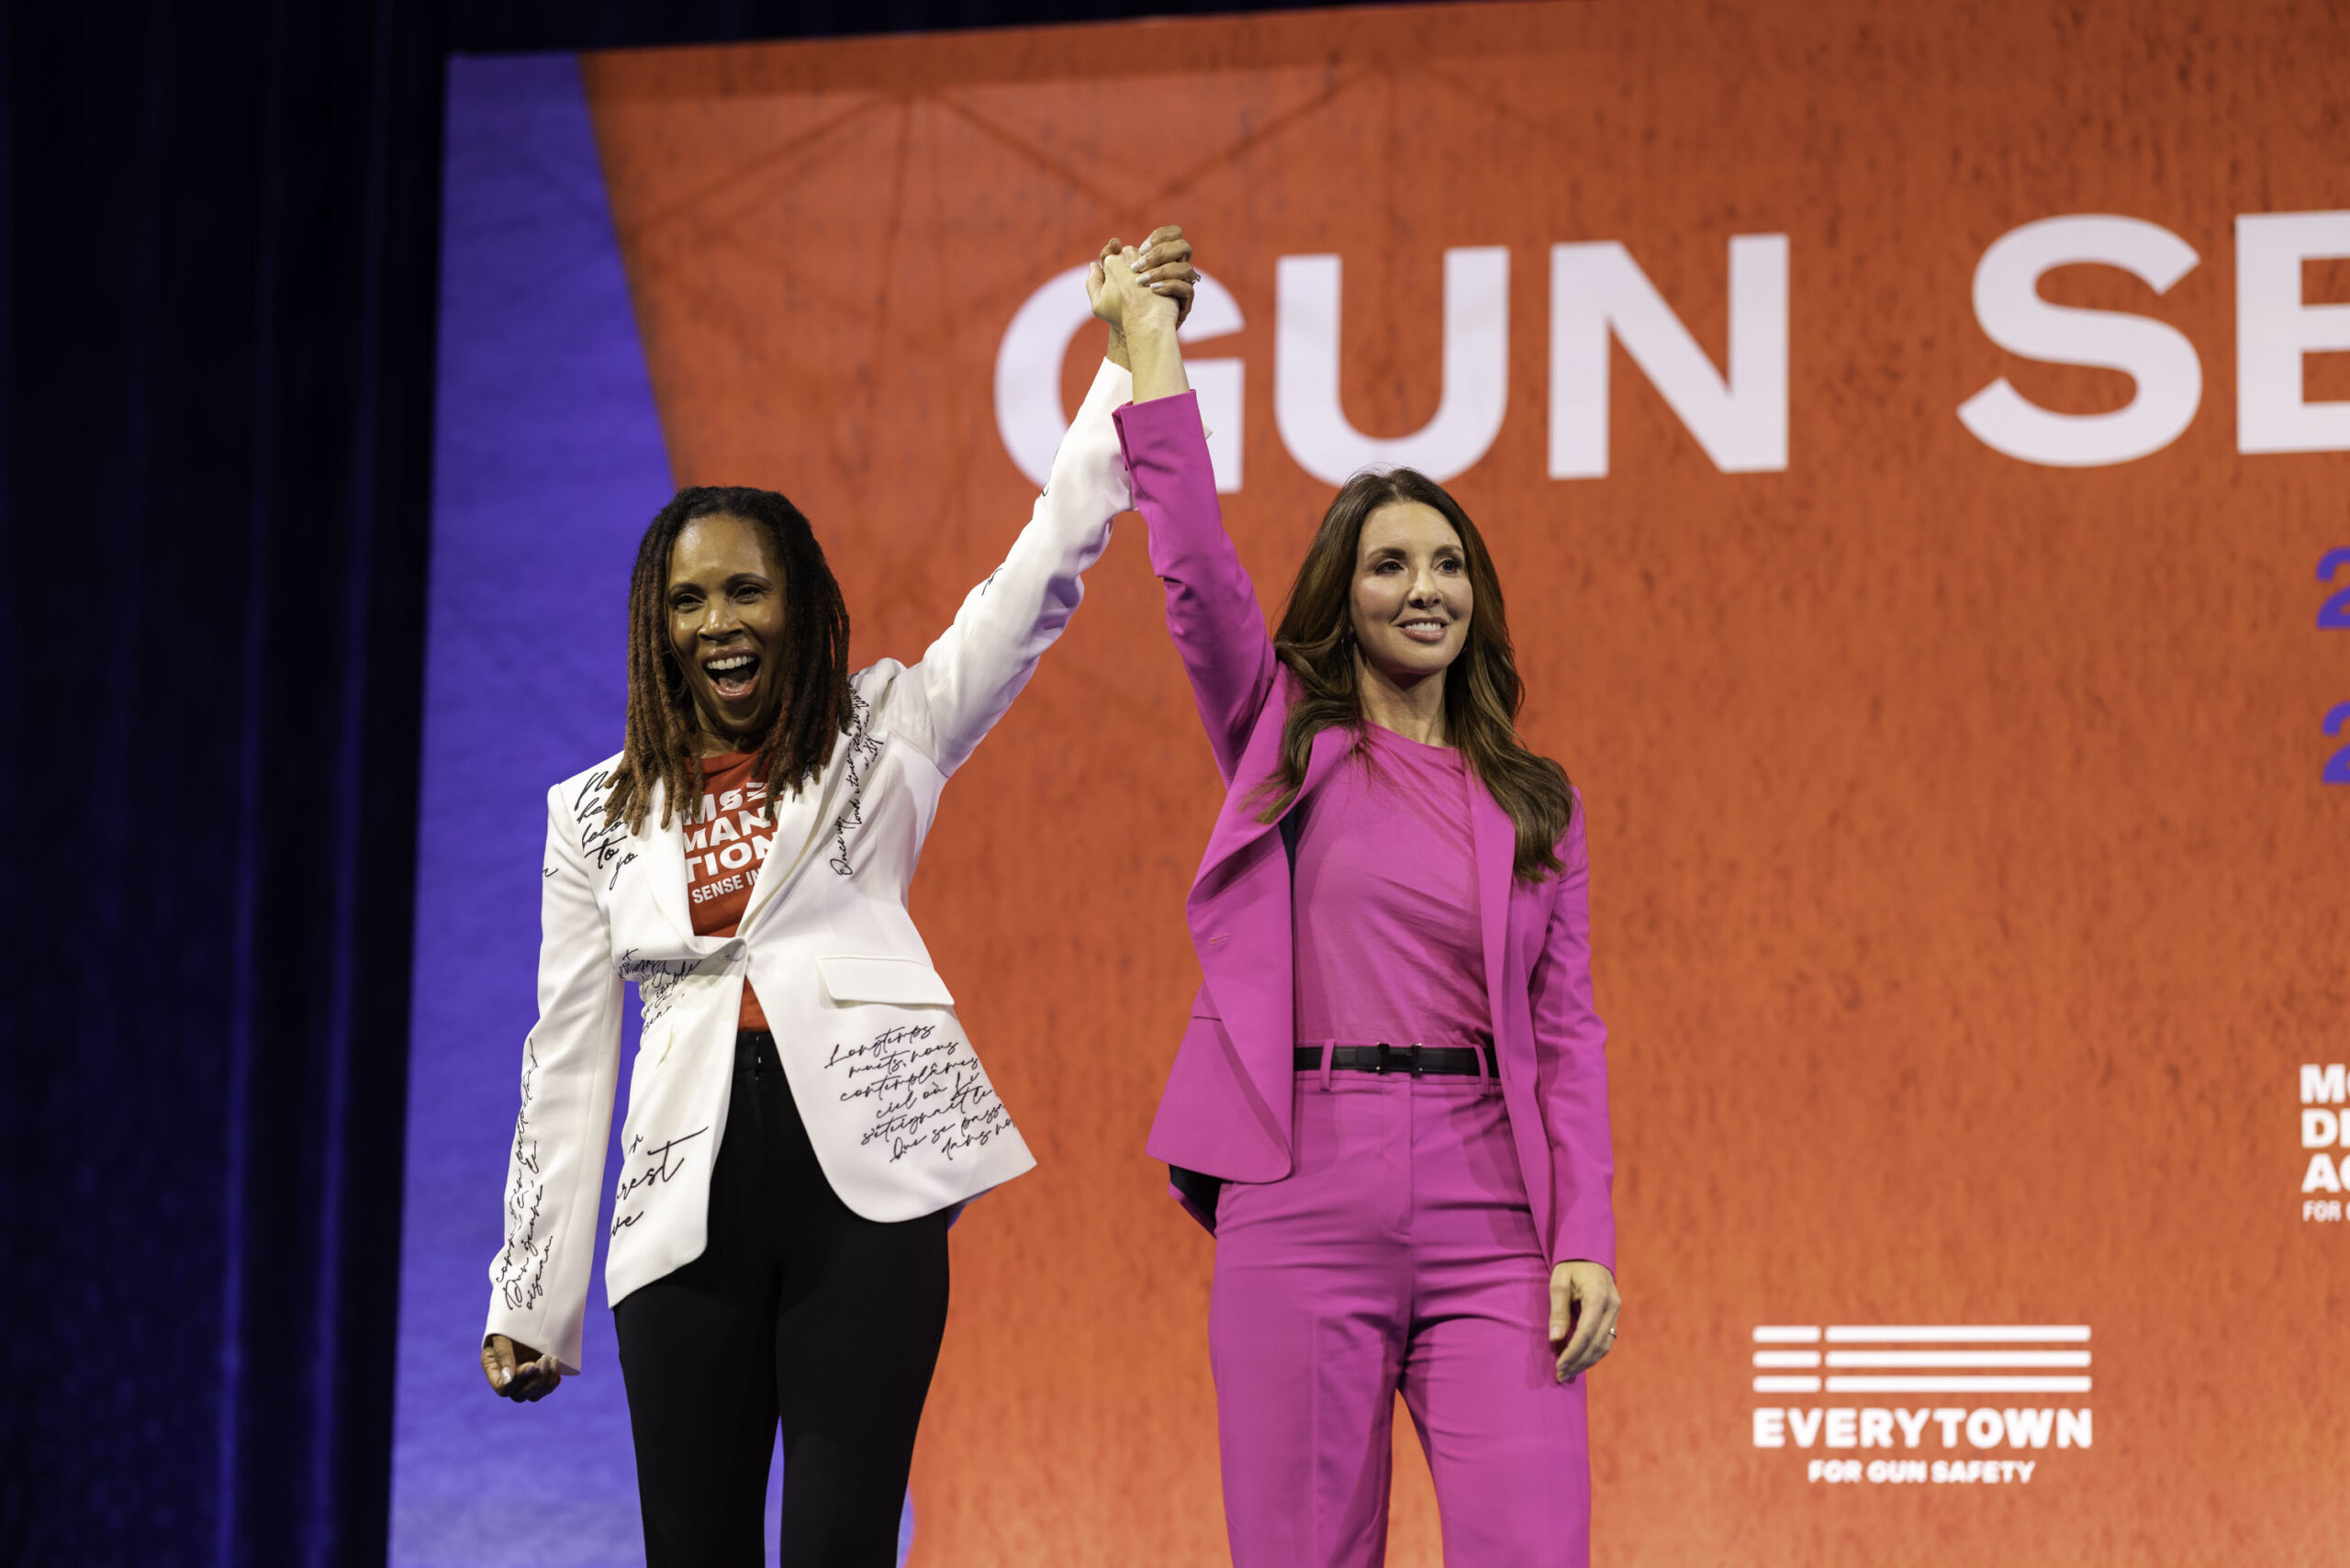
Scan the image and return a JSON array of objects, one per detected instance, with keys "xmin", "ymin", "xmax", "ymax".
[{"xmin": 1209, "ymin": 1068, "xmax": 1589, "ymax": 1568}]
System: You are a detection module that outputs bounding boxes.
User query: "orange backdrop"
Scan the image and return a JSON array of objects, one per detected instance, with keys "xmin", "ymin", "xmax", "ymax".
[{"xmin": 579, "ymin": 3, "xmax": 2349, "ymax": 1562}]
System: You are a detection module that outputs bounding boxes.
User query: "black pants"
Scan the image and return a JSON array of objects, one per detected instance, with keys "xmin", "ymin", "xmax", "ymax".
[{"xmin": 614, "ymin": 1030, "xmax": 950, "ymax": 1567}]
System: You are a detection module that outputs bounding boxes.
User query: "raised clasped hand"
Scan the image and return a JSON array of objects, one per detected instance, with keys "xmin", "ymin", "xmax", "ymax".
[{"xmin": 1086, "ymin": 224, "xmax": 1197, "ymax": 342}]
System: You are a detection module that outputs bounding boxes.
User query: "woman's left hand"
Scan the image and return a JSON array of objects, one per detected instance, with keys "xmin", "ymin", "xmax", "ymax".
[{"xmin": 1550, "ymin": 1260, "xmax": 1620, "ymax": 1383}]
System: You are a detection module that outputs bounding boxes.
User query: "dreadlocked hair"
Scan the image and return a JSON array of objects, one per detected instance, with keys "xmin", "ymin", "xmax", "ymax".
[
  {"xmin": 604, "ymin": 485, "xmax": 855, "ymax": 835},
  {"xmin": 1254, "ymin": 467, "xmax": 1575, "ymax": 882}
]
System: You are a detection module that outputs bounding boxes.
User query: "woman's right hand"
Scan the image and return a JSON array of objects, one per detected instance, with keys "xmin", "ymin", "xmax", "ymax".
[{"xmin": 482, "ymin": 1332, "xmax": 564, "ymax": 1402}]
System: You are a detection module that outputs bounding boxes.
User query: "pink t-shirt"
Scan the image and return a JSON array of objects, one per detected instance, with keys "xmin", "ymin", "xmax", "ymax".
[{"xmin": 1292, "ymin": 723, "xmax": 1491, "ymax": 1049}]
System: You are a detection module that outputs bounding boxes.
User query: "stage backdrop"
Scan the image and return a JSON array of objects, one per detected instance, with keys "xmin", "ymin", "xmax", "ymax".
[{"xmin": 392, "ymin": 5, "xmax": 2350, "ymax": 1564}]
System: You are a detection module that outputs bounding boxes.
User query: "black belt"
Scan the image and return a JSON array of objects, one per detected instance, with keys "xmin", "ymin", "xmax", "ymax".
[{"xmin": 1292, "ymin": 1041, "xmax": 1498, "ymax": 1077}]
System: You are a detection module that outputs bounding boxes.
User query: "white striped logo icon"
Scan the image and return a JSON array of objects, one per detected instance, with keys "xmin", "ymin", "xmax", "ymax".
[{"xmin": 1751, "ymin": 1325, "xmax": 2091, "ymax": 1395}]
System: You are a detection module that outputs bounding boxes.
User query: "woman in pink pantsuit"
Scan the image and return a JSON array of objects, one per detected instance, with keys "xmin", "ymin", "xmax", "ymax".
[{"xmin": 1090, "ymin": 248, "xmax": 1621, "ymax": 1566}]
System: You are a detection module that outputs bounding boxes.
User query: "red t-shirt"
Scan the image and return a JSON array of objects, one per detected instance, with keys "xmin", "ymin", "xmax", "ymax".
[{"xmin": 684, "ymin": 751, "xmax": 776, "ymax": 1030}]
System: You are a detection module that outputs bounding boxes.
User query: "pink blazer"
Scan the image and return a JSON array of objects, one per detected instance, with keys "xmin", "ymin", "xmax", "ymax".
[{"xmin": 1112, "ymin": 393, "xmax": 1617, "ymax": 1271}]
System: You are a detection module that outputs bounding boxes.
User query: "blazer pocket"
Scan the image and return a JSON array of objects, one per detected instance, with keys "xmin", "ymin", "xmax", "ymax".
[{"xmin": 815, "ymin": 954, "xmax": 957, "ymax": 1008}]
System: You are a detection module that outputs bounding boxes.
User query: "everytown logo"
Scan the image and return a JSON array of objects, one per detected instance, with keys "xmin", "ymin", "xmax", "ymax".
[{"xmin": 1751, "ymin": 1325, "xmax": 2092, "ymax": 1486}]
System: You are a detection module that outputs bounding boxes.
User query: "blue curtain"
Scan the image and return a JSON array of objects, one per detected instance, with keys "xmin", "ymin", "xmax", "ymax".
[{"xmin": 1, "ymin": 2, "xmax": 445, "ymax": 1561}]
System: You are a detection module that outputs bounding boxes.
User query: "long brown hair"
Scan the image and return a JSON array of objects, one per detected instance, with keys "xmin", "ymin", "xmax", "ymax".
[
  {"xmin": 604, "ymin": 486, "xmax": 854, "ymax": 834},
  {"xmin": 1258, "ymin": 468, "xmax": 1574, "ymax": 880}
]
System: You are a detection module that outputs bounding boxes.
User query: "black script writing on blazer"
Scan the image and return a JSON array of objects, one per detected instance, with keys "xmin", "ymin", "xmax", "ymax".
[
  {"xmin": 571, "ymin": 768, "xmax": 628, "ymax": 878},
  {"xmin": 616, "ymin": 948, "xmax": 699, "ymax": 1027},
  {"xmin": 828, "ymin": 1021, "xmax": 1010, "ymax": 1164},
  {"xmin": 829, "ymin": 1025, "xmax": 965, "ymax": 1121},
  {"xmin": 826, "ymin": 694, "xmax": 884, "ymax": 879},
  {"xmin": 610, "ymin": 1126, "xmax": 709, "ymax": 1237},
  {"xmin": 936, "ymin": 1096, "xmax": 1013, "ymax": 1162},
  {"xmin": 493, "ymin": 1040, "xmax": 552, "ymax": 1312},
  {"xmin": 937, "ymin": 1063, "xmax": 1014, "ymax": 1159}
]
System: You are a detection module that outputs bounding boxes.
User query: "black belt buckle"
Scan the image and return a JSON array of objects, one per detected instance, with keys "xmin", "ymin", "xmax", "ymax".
[{"xmin": 1375, "ymin": 1041, "xmax": 1423, "ymax": 1076}]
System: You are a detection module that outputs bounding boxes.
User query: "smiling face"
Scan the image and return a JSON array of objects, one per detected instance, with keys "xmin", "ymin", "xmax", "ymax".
[
  {"xmin": 666, "ymin": 512, "xmax": 789, "ymax": 748},
  {"xmin": 1349, "ymin": 499, "xmax": 1473, "ymax": 685}
]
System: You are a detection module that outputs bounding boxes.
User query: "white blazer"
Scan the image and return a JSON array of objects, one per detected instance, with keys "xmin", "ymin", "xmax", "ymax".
[{"xmin": 486, "ymin": 359, "xmax": 1136, "ymax": 1373}]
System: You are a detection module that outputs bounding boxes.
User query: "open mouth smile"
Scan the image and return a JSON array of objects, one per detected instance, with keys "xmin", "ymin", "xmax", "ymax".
[
  {"xmin": 703, "ymin": 650, "xmax": 761, "ymax": 702},
  {"xmin": 1396, "ymin": 617, "xmax": 1451, "ymax": 644}
]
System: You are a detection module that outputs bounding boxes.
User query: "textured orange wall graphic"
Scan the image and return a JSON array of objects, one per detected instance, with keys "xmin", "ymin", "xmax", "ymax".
[{"xmin": 579, "ymin": 3, "xmax": 2350, "ymax": 1562}]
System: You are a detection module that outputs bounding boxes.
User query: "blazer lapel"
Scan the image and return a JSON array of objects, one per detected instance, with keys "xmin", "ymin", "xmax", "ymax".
[
  {"xmin": 1185, "ymin": 716, "xmax": 1356, "ymax": 1148},
  {"xmin": 735, "ymin": 731, "xmax": 847, "ymax": 930},
  {"xmin": 637, "ymin": 779, "xmax": 701, "ymax": 947},
  {"xmin": 1188, "ymin": 715, "xmax": 1352, "ymax": 920},
  {"xmin": 1471, "ymin": 779, "xmax": 1565, "ymax": 1253},
  {"xmin": 1468, "ymin": 771, "xmax": 1516, "ymax": 1041},
  {"xmin": 1293, "ymin": 724, "xmax": 1356, "ymax": 822}
]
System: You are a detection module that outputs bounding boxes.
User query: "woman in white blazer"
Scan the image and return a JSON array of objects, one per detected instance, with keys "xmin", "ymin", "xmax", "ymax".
[{"xmin": 478, "ymin": 229, "xmax": 1199, "ymax": 1566}]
